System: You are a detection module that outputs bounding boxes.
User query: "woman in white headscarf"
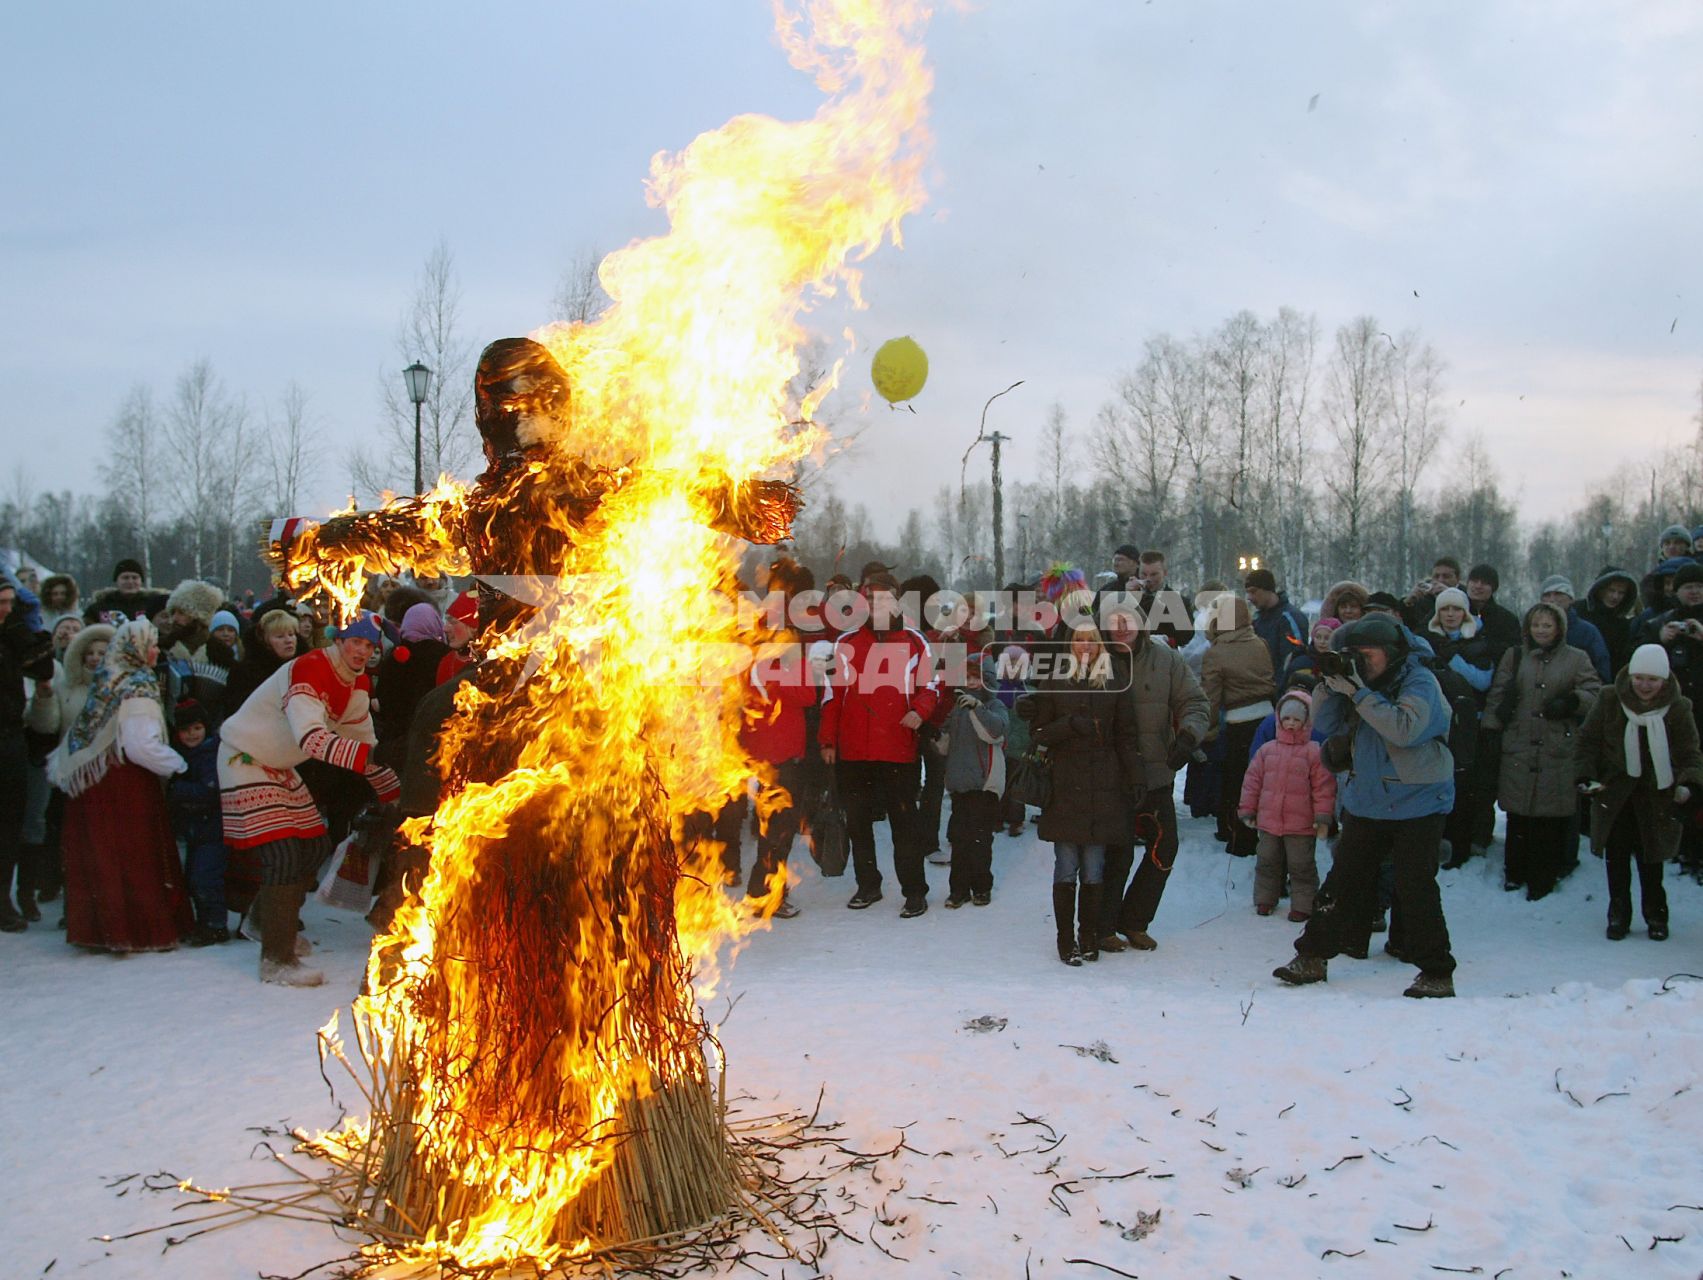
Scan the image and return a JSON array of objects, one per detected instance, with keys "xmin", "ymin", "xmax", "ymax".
[{"xmin": 48, "ymin": 618, "xmax": 193, "ymax": 951}]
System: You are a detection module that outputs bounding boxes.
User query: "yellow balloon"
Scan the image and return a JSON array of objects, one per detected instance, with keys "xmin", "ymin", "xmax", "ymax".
[{"xmin": 871, "ymin": 336, "xmax": 928, "ymax": 404}]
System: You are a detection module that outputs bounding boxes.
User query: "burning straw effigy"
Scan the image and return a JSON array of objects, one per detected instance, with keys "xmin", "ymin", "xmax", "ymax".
[{"xmin": 149, "ymin": 2, "xmax": 938, "ymax": 1274}]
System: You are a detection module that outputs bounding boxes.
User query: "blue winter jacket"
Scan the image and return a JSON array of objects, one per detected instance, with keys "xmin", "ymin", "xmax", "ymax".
[
  {"xmin": 168, "ymin": 733, "xmax": 225, "ymax": 849},
  {"xmin": 1252, "ymin": 593, "xmax": 1310, "ymax": 685},
  {"xmin": 1314, "ymin": 653, "xmax": 1454, "ymax": 820},
  {"xmin": 1564, "ymin": 608, "xmax": 1613, "ymax": 681}
]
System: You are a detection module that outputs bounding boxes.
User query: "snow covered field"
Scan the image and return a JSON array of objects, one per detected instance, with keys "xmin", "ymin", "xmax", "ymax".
[{"xmin": 6, "ymin": 801, "xmax": 1703, "ymax": 1279}]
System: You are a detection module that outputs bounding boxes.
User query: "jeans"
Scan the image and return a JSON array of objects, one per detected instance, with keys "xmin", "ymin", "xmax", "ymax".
[
  {"xmin": 1297, "ymin": 812, "xmax": 1455, "ymax": 976},
  {"xmin": 839, "ymin": 758, "xmax": 927, "ymax": 899},
  {"xmin": 1052, "ymin": 841, "xmax": 1106, "ymax": 885}
]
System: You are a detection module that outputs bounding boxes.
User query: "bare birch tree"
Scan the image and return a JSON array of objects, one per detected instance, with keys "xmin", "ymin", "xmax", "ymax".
[
  {"xmin": 263, "ymin": 381, "xmax": 320, "ymax": 515},
  {"xmin": 551, "ymin": 246, "xmax": 609, "ymax": 325},
  {"xmin": 356, "ymin": 240, "xmax": 476, "ymax": 498},
  {"xmin": 1208, "ymin": 310, "xmax": 1264, "ymax": 529},
  {"xmin": 1260, "ymin": 307, "xmax": 1317, "ymax": 590},
  {"xmin": 163, "ymin": 359, "xmax": 248, "ymax": 581},
  {"xmin": 1387, "ymin": 335, "xmax": 1448, "ymax": 586},
  {"xmin": 1093, "ymin": 357, "xmax": 1181, "ymax": 552},
  {"xmin": 100, "ymin": 385, "xmax": 167, "ymax": 581},
  {"xmin": 1322, "ymin": 317, "xmax": 1393, "ymax": 578}
]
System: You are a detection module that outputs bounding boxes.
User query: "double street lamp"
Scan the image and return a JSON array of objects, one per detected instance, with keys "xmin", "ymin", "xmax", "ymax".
[{"xmin": 403, "ymin": 361, "xmax": 432, "ymax": 494}]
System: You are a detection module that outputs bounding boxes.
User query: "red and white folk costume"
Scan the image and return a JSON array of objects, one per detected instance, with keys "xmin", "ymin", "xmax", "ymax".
[{"xmin": 219, "ymin": 646, "xmax": 400, "ymax": 852}]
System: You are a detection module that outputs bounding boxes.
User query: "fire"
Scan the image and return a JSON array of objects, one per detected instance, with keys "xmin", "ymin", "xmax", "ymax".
[{"xmin": 280, "ymin": 0, "xmax": 934, "ymax": 1270}]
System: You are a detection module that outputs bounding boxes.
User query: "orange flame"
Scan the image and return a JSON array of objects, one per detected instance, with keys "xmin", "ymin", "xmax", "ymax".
[{"xmin": 302, "ymin": 1, "xmax": 933, "ymax": 1267}]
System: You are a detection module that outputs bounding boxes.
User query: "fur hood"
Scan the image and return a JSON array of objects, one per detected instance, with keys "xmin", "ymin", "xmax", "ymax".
[
  {"xmin": 58, "ymin": 623, "xmax": 115, "ymax": 694},
  {"xmin": 1320, "ymin": 580, "xmax": 1369, "ymax": 622},
  {"xmin": 39, "ymin": 573, "xmax": 79, "ymax": 609},
  {"xmin": 166, "ymin": 579, "xmax": 224, "ymax": 625}
]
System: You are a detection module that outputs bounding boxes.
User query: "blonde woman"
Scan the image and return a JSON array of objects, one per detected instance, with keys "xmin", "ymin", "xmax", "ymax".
[{"xmin": 1019, "ymin": 621, "xmax": 1141, "ymax": 966}]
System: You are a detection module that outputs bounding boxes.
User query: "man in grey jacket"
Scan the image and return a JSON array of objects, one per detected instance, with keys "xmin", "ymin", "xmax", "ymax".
[{"xmin": 1102, "ymin": 596, "xmax": 1210, "ymax": 951}]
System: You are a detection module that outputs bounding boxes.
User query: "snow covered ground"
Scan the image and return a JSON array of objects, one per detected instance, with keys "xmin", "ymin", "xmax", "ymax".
[{"xmin": 6, "ymin": 800, "xmax": 1703, "ymax": 1279}]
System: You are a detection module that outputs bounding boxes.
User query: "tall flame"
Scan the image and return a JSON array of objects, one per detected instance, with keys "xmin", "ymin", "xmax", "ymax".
[{"xmin": 306, "ymin": 1, "xmax": 935, "ymax": 1268}]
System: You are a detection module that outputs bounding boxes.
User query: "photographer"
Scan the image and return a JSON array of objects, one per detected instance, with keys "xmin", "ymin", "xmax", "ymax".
[
  {"xmin": 1272, "ymin": 614, "xmax": 1458, "ymax": 998},
  {"xmin": 1651, "ymin": 562, "xmax": 1703, "ymax": 706},
  {"xmin": 1401, "ymin": 556, "xmax": 1462, "ymax": 633}
]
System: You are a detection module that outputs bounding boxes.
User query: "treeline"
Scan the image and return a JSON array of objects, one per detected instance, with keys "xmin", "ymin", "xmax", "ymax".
[
  {"xmin": 785, "ymin": 308, "xmax": 1703, "ymax": 604},
  {"xmin": 6, "ymin": 293, "xmax": 1700, "ymax": 608}
]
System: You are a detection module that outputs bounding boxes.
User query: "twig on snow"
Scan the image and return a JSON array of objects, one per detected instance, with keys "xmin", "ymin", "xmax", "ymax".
[
  {"xmin": 1324, "ymin": 1154, "xmax": 1364, "ymax": 1172},
  {"xmin": 1321, "ymin": 1247, "xmax": 1365, "ymax": 1259},
  {"xmin": 1553, "ymin": 1068, "xmax": 1583, "ymax": 1108},
  {"xmin": 1065, "ymin": 1260, "xmax": 1140, "ymax": 1279},
  {"xmin": 1393, "ymin": 1216, "xmax": 1435, "ymax": 1232}
]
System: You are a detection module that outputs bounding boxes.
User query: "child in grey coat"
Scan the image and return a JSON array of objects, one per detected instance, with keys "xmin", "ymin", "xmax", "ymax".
[{"xmin": 940, "ymin": 655, "xmax": 1009, "ymax": 908}]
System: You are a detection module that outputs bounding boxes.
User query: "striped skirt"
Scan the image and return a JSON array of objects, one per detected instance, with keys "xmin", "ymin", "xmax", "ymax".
[{"xmin": 218, "ymin": 751, "xmax": 327, "ymax": 849}]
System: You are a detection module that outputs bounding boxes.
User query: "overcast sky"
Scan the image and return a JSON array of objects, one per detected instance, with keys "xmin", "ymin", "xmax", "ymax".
[{"xmin": 4, "ymin": 1, "xmax": 1700, "ymax": 534}]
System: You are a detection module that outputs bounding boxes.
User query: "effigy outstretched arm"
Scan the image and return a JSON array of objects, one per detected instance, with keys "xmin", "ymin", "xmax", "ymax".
[
  {"xmin": 267, "ymin": 488, "xmax": 473, "ymax": 618},
  {"xmin": 694, "ymin": 476, "xmax": 801, "ymax": 545}
]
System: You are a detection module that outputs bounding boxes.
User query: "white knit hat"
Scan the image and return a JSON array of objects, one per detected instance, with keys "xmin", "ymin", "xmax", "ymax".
[
  {"xmin": 1433, "ymin": 586, "xmax": 1471, "ymax": 614},
  {"xmin": 1628, "ymin": 644, "xmax": 1671, "ymax": 680}
]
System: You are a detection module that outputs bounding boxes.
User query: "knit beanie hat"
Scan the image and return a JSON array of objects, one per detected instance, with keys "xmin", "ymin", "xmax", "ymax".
[
  {"xmin": 1661, "ymin": 523, "xmax": 1692, "ymax": 545},
  {"xmin": 112, "ymin": 558, "xmax": 145, "ymax": 582},
  {"xmin": 173, "ymin": 699, "xmax": 207, "ymax": 729},
  {"xmin": 1629, "ymin": 644, "xmax": 1671, "ymax": 680},
  {"xmin": 209, "ymin": 609, "xmax": 241, "ymax": 634},
  {"xmin": 1676, "ymin": 563, "xmax": 1703, "ymax": 590},
  {"xmin": 1244, "ymin": 568, "xmax": 1277, "ymax": 593},
  {"xmin": 1537, "ymin": 575, "xmax": 1575, "ymax": 600},
  {"xmin": 1433, "ymin": 586, "xmax": 1471, "ymax": 615},
  {"xmin": 334, "ymin": 612, "xmax": 383, "ymax": 643}
]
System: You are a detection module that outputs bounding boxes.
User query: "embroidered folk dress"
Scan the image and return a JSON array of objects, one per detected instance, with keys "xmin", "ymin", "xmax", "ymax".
[{"xmin": 218, "ymin": 647, "xmax": 400, "ymax": 885}]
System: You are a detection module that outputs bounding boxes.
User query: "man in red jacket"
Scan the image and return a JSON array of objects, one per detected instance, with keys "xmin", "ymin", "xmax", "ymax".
[{"xmin": 819, "ymin": 572, "xmax": 942, "ymax": 916}]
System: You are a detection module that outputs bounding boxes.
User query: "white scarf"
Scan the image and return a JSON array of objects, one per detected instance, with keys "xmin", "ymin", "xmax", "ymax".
[{"xmin": 1622, "ymin": 699, "xmax": 1673, "ymax": 791}]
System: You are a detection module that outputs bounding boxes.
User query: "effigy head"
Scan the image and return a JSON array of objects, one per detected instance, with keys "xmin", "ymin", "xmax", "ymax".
[{"xmin": 474, "ymin": 338, "xmax": 572, "ymax": 467}]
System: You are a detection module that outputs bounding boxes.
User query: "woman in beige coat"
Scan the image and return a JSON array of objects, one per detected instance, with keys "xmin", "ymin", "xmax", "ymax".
[
  {"xmin": 1482, "ymin": 602, "xmax": 1601, "ymax": 899},
  {"xmin": 1201, "ymin": 596, "xmax": 1276, "ymax": 857}
]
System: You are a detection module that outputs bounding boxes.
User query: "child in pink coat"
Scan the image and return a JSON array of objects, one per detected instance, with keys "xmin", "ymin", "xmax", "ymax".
[{"xmin": 1239, "ymin": 689, "xmax": 1336, "ymax": 921}]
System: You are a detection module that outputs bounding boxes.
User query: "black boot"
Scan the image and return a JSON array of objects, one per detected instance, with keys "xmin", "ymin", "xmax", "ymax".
[
  {"xmin": 1606, "ymin": 898, "xmax": 1631, "ymax": 942},
  {"xmin": 1077, "ymin": 883, "xmax": 1102, "ymax": 962},
  {"xmin": 0, "ymin": 851, "xmax": 24, "ymax": 932},
  {"xmin": 16, "ymin": 844, "xmax": 43, "ymax": 922},
  {"xmin": 1052, "ymin": 883, "xmax": 1081, "ymax": 966}
]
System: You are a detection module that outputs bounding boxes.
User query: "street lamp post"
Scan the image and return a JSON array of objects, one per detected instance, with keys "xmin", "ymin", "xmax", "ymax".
[{"xmin": 403, "ymin": 361, "xmax": 432, "ymax": 494}]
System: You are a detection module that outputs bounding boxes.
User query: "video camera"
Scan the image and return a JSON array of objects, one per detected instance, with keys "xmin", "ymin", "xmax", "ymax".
[{"xmin": 1314, "ymin": 650, "xmax": 1355, "ymax": 680}]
